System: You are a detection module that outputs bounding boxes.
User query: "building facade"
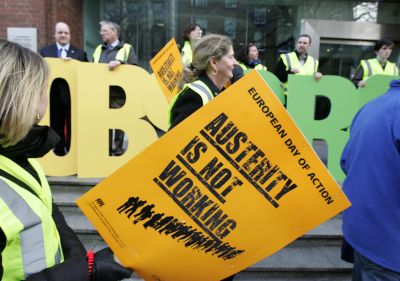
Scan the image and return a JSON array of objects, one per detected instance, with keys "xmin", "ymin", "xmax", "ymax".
[{"xmin": 1, "ymin": 0, "xmax": 400, "ymax": 79}]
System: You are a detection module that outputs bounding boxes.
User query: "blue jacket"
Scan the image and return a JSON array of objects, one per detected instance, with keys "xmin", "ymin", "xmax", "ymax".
[{"xmin": 341, "ymin": 79, "xmax": 400, "ymax": 273}]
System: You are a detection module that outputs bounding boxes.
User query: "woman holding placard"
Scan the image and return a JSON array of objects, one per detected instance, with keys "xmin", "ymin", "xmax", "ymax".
[{"xmin": 0, "ymin": 39, "xmax": 132, "ymax": 281}]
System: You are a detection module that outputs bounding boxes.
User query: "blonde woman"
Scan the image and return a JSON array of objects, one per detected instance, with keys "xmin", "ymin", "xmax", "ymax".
[
  {"xmin": 0, "ymin": 39, "xmax": 132, "ymax": 281},
  {"xmin": 170, "ymin": 34, "xmax": 237, "ymax": 129}
]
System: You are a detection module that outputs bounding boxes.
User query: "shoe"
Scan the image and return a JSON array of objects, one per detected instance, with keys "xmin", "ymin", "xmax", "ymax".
[
  {"xmin": 54, "ymin": 147, "xmax": 67, "ymax": 156},
  {"xmin": 112, "ymin": 147, "xmax": 125, "ymax": 156}
]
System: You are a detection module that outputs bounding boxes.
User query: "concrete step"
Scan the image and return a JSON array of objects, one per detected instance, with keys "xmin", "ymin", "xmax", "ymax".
[
  {"xmin": 233, "ymin": 272, "xmax": 351, "ymax": 281},
  {"xmin": 49, "ymin": 176, "xmax": 100, "ymax": 204}
]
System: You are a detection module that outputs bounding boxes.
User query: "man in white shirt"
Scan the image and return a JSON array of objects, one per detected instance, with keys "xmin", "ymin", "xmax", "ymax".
[{"xmin": 40, "ymin": 22, "xmax": 87, "ymax": 156}]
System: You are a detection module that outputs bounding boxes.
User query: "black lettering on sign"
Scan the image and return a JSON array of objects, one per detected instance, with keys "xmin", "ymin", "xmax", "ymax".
[
  {"xmin": 116, "ymin": 195, "xmax": 245, "ymax": 260},
  {"xmin": 180, "ymin": 136, "xmax": 207, "ymax": 164},
  {"xmin": 307, "ymin": 173, "xmax": 334, "ymax": 205},
  {"xmin": 201, "ymin": 113, "xmax": 301, "ymax": 207},
  {"xmin": 154, "ymin": 172, "xmax": 236, "ymax": 239},
  {"xmin": 95, "ymin": 198, "xmax": 105, "ymax": 207},
  {"xmin": 155, "ymin": 159, "xmax": 241, "ymax": 240}
]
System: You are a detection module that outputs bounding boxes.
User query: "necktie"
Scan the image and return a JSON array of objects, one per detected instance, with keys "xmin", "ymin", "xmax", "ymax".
[{"xmin": 59, "ymin": 48, "xmax": 67, "ymax": 58}]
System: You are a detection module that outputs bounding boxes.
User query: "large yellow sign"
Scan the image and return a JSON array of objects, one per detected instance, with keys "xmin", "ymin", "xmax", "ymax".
[
  {"xmin": 77, "ymin": 70, "xmax": 350, "ymax": 281},
  {"xmin": 150, "ymin": 38, "xmax": 183, "ymax": 102}
]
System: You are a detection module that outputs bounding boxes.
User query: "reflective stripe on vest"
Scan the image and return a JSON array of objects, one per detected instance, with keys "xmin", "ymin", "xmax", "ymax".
[
  {"xmin": 280, "ymin": 52, "xmax": 318, "ymax": 93},
  {"xmin": 239, "ymin": 62, "xmax": 267, "ymax": 71},
  {"xmin": 255, "ymin": 64, "xmax": 267, "ymax": 71},
  {"xmin": 181, "ymin": 41, "xmax": 193, "ymax": 66},
  {"xmin": 168, "ymin": 80, "xmax": 213, "ymax": 127},
  {"xmin": 360, "ymin": 58, "xmax": 399, "ymax": 80},
  {"xmin": 280, "ymin": 52, "xmax": 318, "ymax": 75},
  {"xmin": 0, "ymin": 156, "xmax": 63, "ymax": 280},
  {"xmin": 239, "ymin": 62, "xmax": 248, "ymax": 71},
  {"xmin": 93, "ymin": 43, "xmax": 132, "ymax": 63}
]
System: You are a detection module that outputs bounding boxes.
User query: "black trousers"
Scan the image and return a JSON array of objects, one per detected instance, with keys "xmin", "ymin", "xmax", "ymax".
[
  {"xmin": 50, "ymin": 79, "xmax": 71, "ymax": 156},
  {"xmin": 109, "ymin": 86, "xmax": 126, "ymax": 155}
]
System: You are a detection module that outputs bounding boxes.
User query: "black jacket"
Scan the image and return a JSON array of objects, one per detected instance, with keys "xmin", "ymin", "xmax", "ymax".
[
  {"xmin": 40, "ymin": 44, "xmax": 88, "ymax": 62},
  {"xmin": 169, "ymin": 74, "xmax": 221, "ymax": 129},
  {"xmin": 0, "ymin": 126, "xmax": 86, "ymax": 280},
  {"xmin": 274, "ymin": 50, "xmax": 310, "ymax": 83}
]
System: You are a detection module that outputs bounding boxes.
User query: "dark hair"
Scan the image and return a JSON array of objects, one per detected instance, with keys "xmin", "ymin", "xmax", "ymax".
[
  {"xmin": 375, "ymin": 38, "xmax": 394, "ymax": 51},
  {"xmin": 182, "ymin": 23, "xmax": 201, "ymax": 41},
  {"xmin": 237, "ymin": 43, "xmax": 257, "ymax": 64},
  {"xmin": 298, "ymin": 34, "xmax": 312, "ymax": 44}
]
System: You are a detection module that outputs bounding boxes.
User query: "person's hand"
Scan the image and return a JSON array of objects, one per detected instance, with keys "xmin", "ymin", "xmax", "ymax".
[
  {"xmin": 25, "ymin": 247, "xmax": 132, "ymax": 281},
  {"xmin": 314, "ymin": 72, "xmax": 322, "ymax": 81},
  {"xmin": 108, "ymin": 60, "xmax": 121, "ymax": 70},
  {"xmin": 291, "ymin": 67, "xmax": 300, "ymax": 74},
  {"xmin": 94, "ymin": 247, "xmax": 132, "ymax": 281},
  {"xmin": 358, "ymin": 80, "xmax": 367, "ymax": 88}
]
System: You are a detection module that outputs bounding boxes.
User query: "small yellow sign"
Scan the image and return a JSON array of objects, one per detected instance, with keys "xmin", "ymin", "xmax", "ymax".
[
  {"xmin": 77, "ymin": 70, "xmax": 350, "ymax": 281},
  {"xmin": 150, "ymin": 38, "xmax": 183, "ymax": 102}
]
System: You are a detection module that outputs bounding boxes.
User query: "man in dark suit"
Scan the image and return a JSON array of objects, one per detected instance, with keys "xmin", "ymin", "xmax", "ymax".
[{"xmin": 40, "ymin": 22, "xmax": 88, "ymax": 156}]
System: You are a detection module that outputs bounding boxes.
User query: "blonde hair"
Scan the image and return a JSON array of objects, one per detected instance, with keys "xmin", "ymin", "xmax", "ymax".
[
  {"xmin": 0, "ymin": 39, "xmax": 48, "ymax": 146},
  {"xmin": 183, "ymin": 34, "xmax": 232, "ymax": 84}
]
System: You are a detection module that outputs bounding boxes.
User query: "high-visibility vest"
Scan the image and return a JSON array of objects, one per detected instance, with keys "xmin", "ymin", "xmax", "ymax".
[
  {"xmin": 168, "ymin": 80, "xmax": 214, "ymax": 127},
  {"xmin": 93, "ymin": 43, "xmax": 132, "ymax": 63},
  {"xmin": 238, "ymin": 62, "xmax": 267, "ymax": 71},
  {"xmin": 360, "ymin": 58, "xmax": 399, "ymax": 80},
  {"xmin": 0, "ymin": 155, "xmax": 63, "ymax": 281},
  {"xmin": 181, "ymin": 41, "xmax": 193, "ymax": 66},
  {"xmin": 280, "ymin": 52, "xmax": 318, "ymax": 75},
  {"xmin": 280, "ymin": 52, "xmax": 319, "ymax": 93}
]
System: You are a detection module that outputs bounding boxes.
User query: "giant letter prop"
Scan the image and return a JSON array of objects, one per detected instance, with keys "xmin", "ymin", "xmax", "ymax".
[{"xmin": 286, "ymin": 75, "xmax": 358, "ymax": 182}]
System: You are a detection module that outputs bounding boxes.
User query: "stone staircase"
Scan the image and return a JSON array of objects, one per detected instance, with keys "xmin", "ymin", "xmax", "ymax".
[{"xmin": 49, "ymin": 174, "xmax": 352, "ymax": 281}]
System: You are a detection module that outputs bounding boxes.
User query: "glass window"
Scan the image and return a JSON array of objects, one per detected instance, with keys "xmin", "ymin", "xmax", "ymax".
[
  {"xmin": 191, "ymin": 0, "xmax": 207, "ymax": 8},
  {"xmin": 253, "ymin": 8, "xmax": 267, "ymax": 26},
  {"xmin": 91, "ymin": 0, "xmax": 400, "ymax": 73},
  {"xmin": 191, "ymin": 16, "xmax": 208, "ymax": 32},
  {"xmin": 225, "ymin": 0, "xmax": 237, "ymax": 8},
  {"xmin": 353, "ymin": 2, "xmax": 378, "ymax": 22},
  {"xmin": 224, "ymin": 17, "xmax": 236, "ymax": 39}
]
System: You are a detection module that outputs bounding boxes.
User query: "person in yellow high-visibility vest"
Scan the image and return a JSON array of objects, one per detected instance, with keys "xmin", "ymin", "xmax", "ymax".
[
  {"xmin": 0, "ymin": 39, "xmax": 132, "ymax": 281},
  {"xmin": 93, "ymin": 20, "xmax": 138, "ymax": 156},
  {"xmin": 237, "ymin": 43, "xmax": 267, "ymax": 71},
  {"xmin": 274, "ymin": 34, "xmax": 322, "ymax": 92},
  {"xmin": 181, "ymin": 23, "xmax": 203, "ymax": 66},
  {"xmin": 352, "ymin": 38, "xmax": 399, "ymax": 88}
]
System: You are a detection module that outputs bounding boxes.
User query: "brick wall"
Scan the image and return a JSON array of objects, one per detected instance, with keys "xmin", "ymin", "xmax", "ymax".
[{"xmin": 0, "ymin": 0, "xmax": 84, "ymax": 50}]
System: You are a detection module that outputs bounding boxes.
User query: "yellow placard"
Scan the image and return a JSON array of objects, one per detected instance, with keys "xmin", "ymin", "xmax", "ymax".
[
  {"xmin": 150, "ymin": 38, "xmax": 183, "ymax": 102},
  {"xmin": 77, "ymin": 70, "xmax": 350, "ymax": 281}
]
